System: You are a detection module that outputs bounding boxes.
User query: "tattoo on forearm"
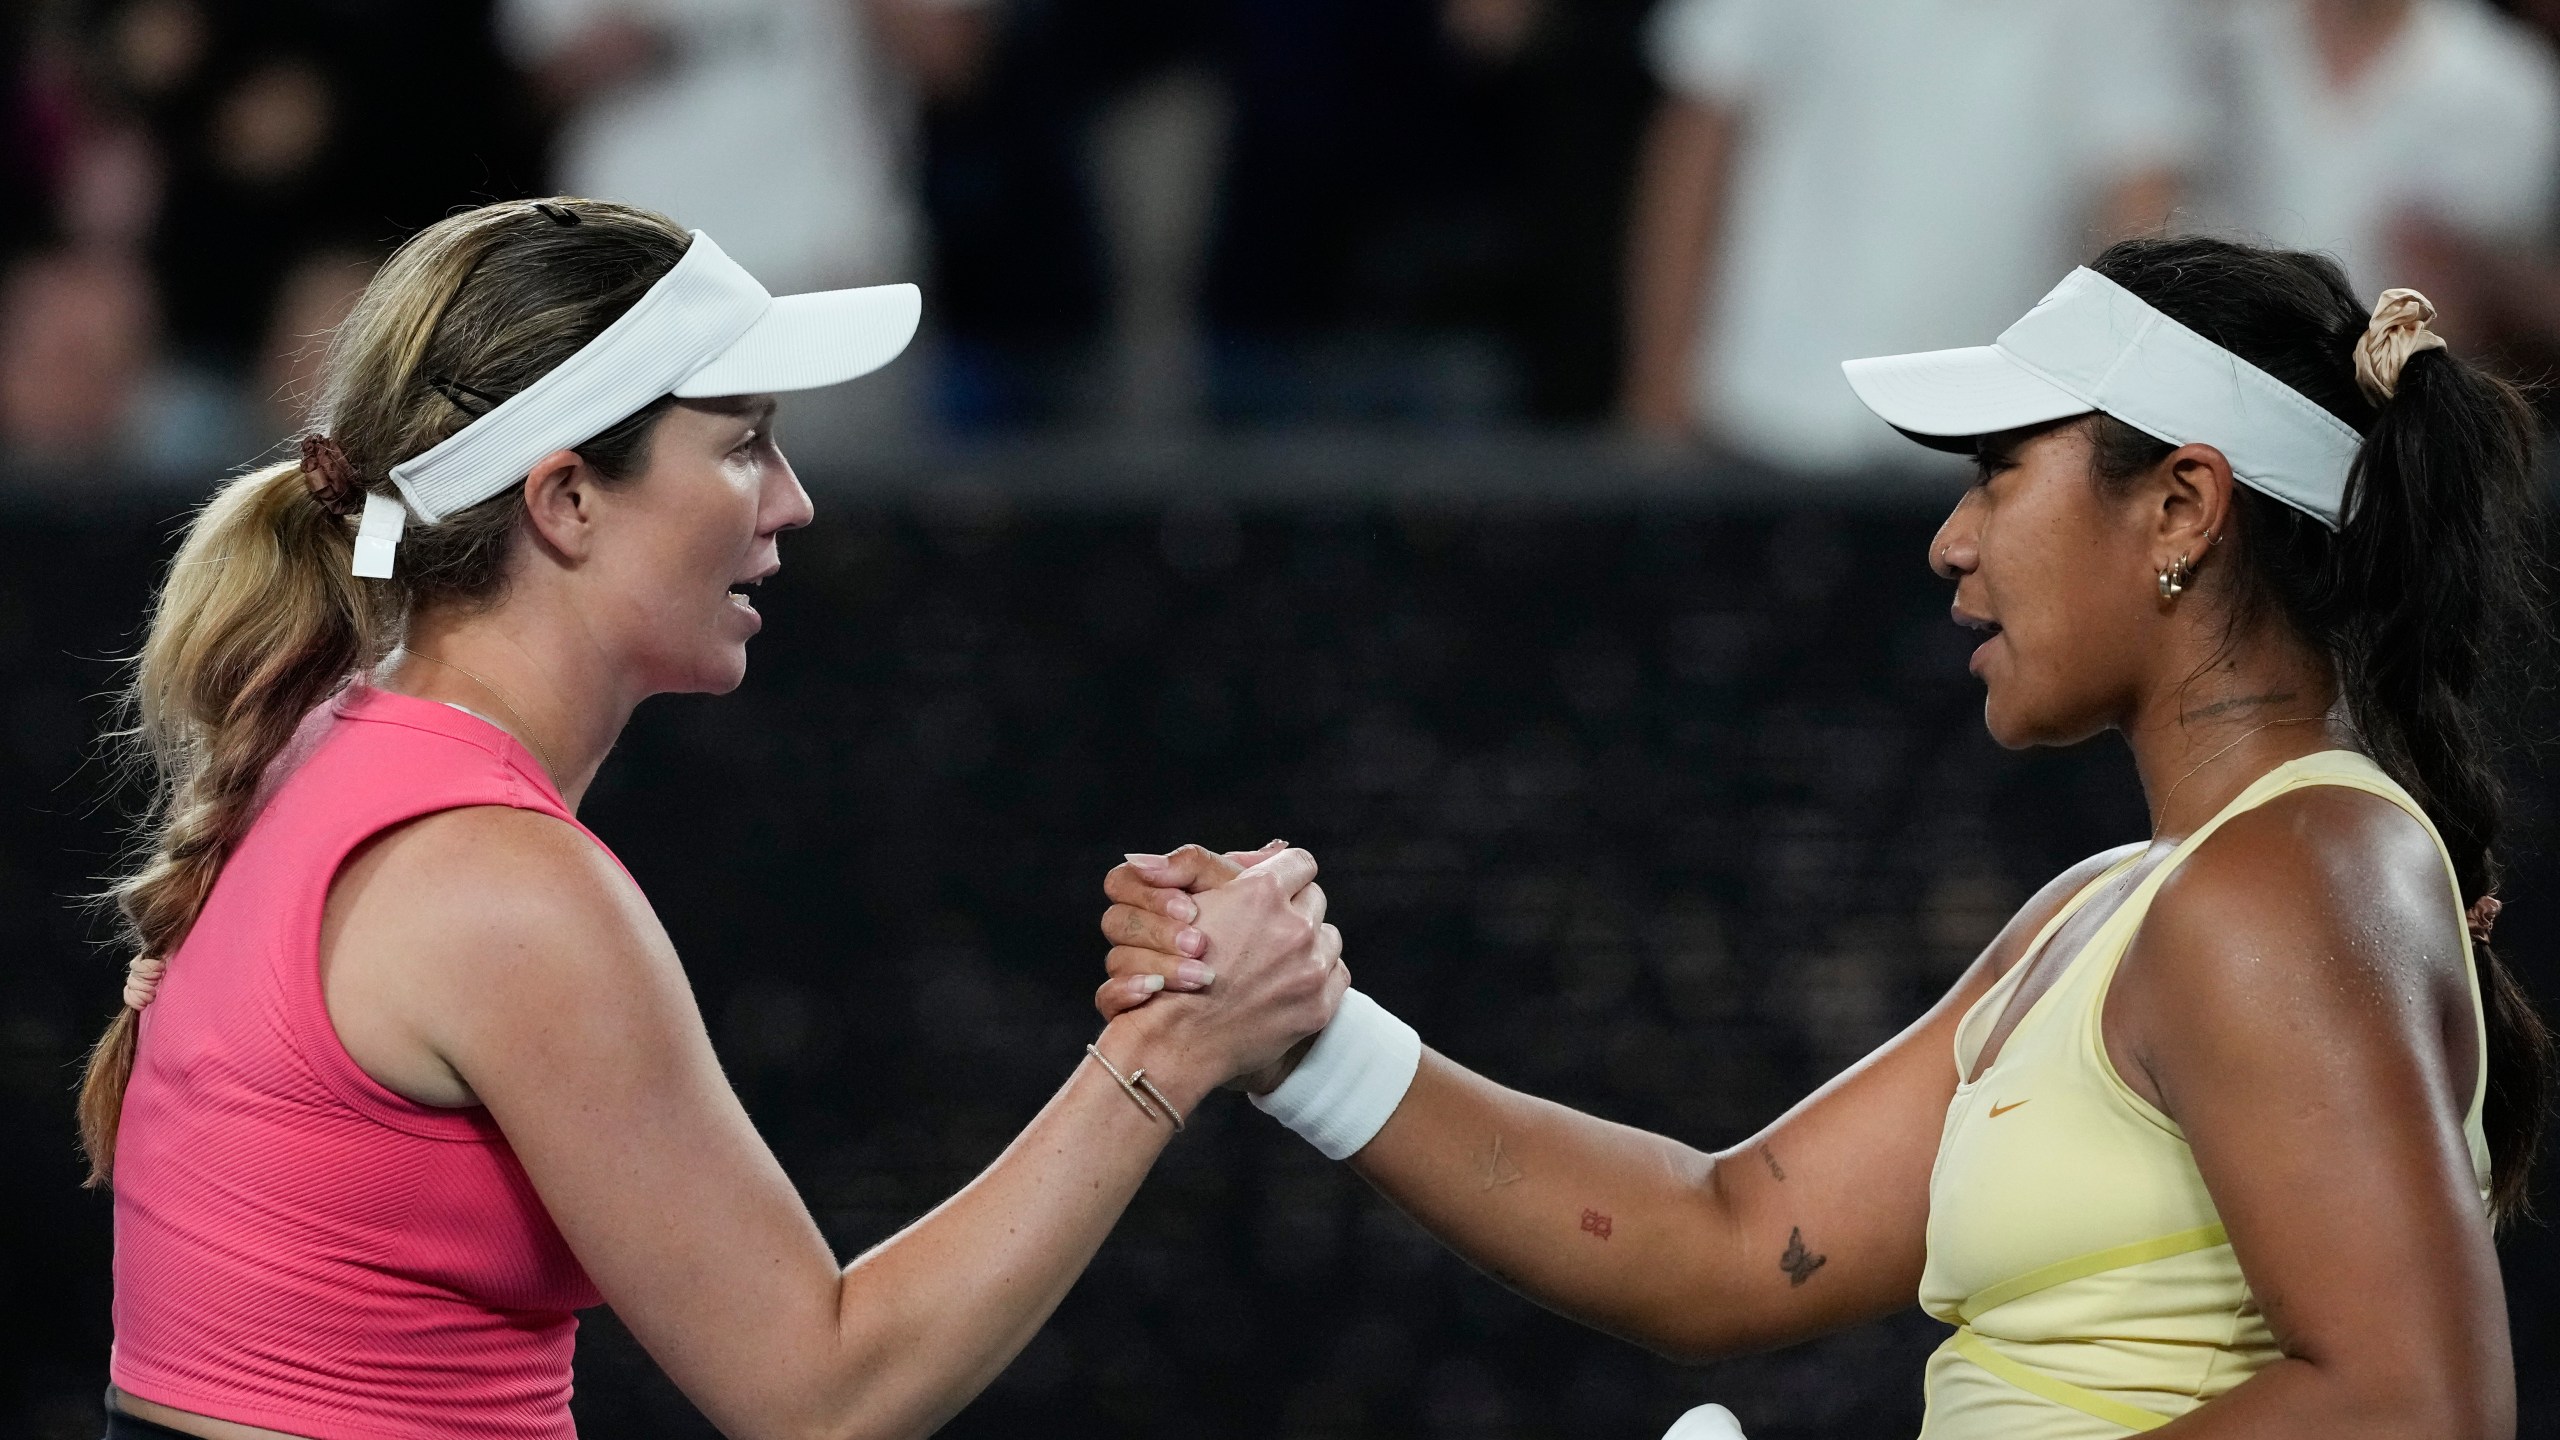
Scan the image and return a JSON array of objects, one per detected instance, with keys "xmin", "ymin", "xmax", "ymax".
[
  {"xmin": 1779, "ymin": 1226, "xmax": 1827, "ymax": 1286},
  {"xmin": 1580, "ymin": 1208, "xmax": 1614, "ymax": 1240},
  {"xmin": 1759, "ymin": 1145, "xmax": 1785, "ymax": 1182},
  {"xmin": 1477, "ymin": 1133, "xmax": 1524, "ymax": 1191},
  {"xmin": 2179, "ymin": 691, "xmax": 2299, "ymax": 724}
]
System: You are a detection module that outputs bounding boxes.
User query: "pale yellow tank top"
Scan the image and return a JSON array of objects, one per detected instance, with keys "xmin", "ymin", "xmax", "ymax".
[{"xmin": 1917, "ymin": 751, "xmax": 2492, "ymax": 1436}]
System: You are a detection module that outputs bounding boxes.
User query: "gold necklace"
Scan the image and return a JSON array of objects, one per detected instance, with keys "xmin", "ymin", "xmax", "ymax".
[
  {"xmin": 397, "ymin": 648, "xmax": 562, "ymax": 784},
  {"xmin": 2150, "ymin": 714, "xmax": 2322, "ymax": 840}
]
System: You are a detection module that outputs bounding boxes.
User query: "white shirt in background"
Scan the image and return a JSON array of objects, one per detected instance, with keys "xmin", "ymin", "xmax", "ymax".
[
  {"xmin": 2193, "ymin": 0, "xmax": 2560, "ymax": 298},
  {"xmin": 501, "ymin": 0, "xmax": 938, "ymax": 293},
  {"xmin": 1646, "ymin": 0, "xmax": 2202, "ymax": 473}
]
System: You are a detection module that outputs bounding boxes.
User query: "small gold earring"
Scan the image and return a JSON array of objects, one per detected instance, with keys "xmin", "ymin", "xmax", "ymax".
[{"xmin": 2156, "ymin": 553, "xmax": 2193, "ymax": 601}]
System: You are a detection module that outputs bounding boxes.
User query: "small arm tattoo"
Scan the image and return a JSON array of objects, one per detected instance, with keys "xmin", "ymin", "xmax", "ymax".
[
  {"xmin": 1759, "ymin": 1145, "xmax": 1786, "ymax": 1182},
  {"xmin": 1779, "ymin": 1226, "xmax": 1827, "ymax": 1286},
  {"xmin": 1477, "ymin": 1133, "xmax": 1524, "ymax": 1191},
  {"xmin": 1580, "ymin": 1208, "xmax": 1614, "ymax": 1240}
]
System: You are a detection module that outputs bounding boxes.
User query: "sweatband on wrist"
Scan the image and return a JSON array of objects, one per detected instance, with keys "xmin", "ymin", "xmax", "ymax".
[{"xmin": 1250, "ymin": 989, "xmax": 1420, "ymax": 1160}]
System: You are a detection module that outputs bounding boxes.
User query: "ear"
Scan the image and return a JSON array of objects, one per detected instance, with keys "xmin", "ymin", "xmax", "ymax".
[
  {"xmin": 2150, "ymin": 441, "xmax": 2236, "ymax": 569},
  {"xmin": 521, "ymin": 448, "xmax": 600, "ymax": 563}
]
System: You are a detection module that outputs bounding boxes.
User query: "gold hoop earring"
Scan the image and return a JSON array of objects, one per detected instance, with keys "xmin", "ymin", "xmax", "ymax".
[{"xmin": 2156, "ymin": 553, "xmax": 2194, "ymax": 602}]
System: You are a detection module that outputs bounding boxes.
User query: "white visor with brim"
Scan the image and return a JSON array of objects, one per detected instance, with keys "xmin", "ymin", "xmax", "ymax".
[
  {"xmin": 1840, "ymin": 267, "xmax": 2364, "ymax": 530},
  {"xmin": 355, "ymin": 230, "xmax": 921, "ymax": 577}
]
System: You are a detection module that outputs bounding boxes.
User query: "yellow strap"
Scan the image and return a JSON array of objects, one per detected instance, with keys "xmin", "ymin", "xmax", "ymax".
[
  {"xmin": 1956, "ymin": 1222, "xmax": 2228, "ymax": 1324},
  {"xmin": 1950, "ymin": 1329, "xmax": 2172, "ymax": 1433}
]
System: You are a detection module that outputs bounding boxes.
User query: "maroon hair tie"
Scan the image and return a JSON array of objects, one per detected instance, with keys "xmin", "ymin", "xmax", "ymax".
[
  {"xmin": 2467, "ymin": 894, "xmax": 2502, "ymax": 948},
  {"xmin": 298, "ymin": 434, "xmax": 363, "ymax": 516}
]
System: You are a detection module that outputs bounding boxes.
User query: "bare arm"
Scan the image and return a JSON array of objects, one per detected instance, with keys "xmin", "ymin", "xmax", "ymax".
[
  {"xmin": 327, "ymin": 812, "xmax": 1342, "ymax": 1440},
  {"xmin": 1101, "ymin": 847, "xmax": 2139, "ymax": 1361},
  {"xmin": 2111, "ymin": 791, "xmax": 2511, "ymax": 1438},
  {"xmin": 1619, "ymin": 95, "xmax": 1737, "ymax": 435}
]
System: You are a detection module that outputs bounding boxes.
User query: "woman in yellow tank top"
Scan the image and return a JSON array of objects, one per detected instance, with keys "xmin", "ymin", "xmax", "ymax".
[{"xmin": 1095, "ymin": 233, "xmax": 2549, "ymax": 1436}]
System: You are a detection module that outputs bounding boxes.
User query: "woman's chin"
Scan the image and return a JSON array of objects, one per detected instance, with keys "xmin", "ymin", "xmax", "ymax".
[
  {"xmin": 702, "ymin": 648, "xmax": 750, "ymax": 695},
  {"xmin": 660, "ymin": 641, "xmax": 752, "ymax": 697},
  {"xmin": 1978, "ymin": 687, "xmax": 2048, "ymax": 751}
]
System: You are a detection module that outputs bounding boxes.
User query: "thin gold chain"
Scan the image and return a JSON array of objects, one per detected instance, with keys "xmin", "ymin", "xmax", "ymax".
[
  {"xmin": 396, "ymin": 647, "xmax": 561, "ymax": 784},
  {"xmin": 2150, "ymin": 714, "xmax": 2322, "ymax": 841}
]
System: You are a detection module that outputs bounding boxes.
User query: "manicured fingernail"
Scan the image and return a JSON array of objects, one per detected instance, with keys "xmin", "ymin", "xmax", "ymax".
[
  {"xmin": 1125, "ymin": 852, "xmax": 1167, "ymax": 870},
  {"xmin": 1267, "ymin": 838, "xmax": 1287, "ymax": 849},
  {"xmin": 1175, "ymin": 928, "xmax": 1206, "ymax": 957},
  {"xmin": 1168, "ymin": 895, "xmax": 1197, "ymax": 922},
  {"xmin": 1177, "ymin": 961, "xmax": 1215, "ymax": 988},
  {"xmin": 1137, "ymin": 974, "xmax": 1165, "ymax": 994}
]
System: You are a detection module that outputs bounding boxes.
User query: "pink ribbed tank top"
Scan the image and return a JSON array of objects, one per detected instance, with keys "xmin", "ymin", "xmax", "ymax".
[{"xmin": 112, "ymin": 685, "xmax": 604, "ymax": 1439}]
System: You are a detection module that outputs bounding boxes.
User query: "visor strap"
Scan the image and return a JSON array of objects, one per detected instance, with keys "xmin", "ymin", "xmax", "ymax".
[{"xmin": 352, "ymin": 491, "xmax": 407, "ymax": 579}]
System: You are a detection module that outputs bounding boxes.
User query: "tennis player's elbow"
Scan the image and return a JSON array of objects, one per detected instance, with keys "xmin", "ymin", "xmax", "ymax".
[{"xmin": 1624, "ymin": 1170, "xmax": 1761, "ymax": 1365}]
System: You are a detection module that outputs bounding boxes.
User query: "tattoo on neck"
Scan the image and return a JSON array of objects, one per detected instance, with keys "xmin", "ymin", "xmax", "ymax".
[
  {"xmin": 1758, "ymin": 1145, "xmax": 1786, "ymax": 1182},
  {"xmin": 1780, "ymin": 1226, "xmax": 1827, "ymax": 1286},
  {"xmin": 1478, "ymin": 1134, "xmax": 1524, "ymax": 1191},
  {"xmin": 1580, "ymin": 1208, "xmax": 1614, "ymax": 1240},
  {"xmin": 2179, "ymin": 691, "xmax": 2299, "ymax": 724}
]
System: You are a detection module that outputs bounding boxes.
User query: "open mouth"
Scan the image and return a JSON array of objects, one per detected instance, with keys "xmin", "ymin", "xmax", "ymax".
[{"xmin": 1953, "ymin": 607, "xmax": 2000, "ymax": 670}]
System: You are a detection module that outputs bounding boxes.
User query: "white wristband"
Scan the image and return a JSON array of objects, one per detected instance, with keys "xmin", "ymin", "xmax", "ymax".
[{"xmin": 1249, "ymin": 989, "xmax": 1420, "ymax": 1160}]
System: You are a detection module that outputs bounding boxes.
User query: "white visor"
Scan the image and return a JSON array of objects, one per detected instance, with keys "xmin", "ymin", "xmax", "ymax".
[
  {"xmin": 1840, "ymin": 267, "xmax": 2365, "ymax": 530},
  {"xmin": 356, "ymin": 230, "xmax": 921, "ymax": 577}
]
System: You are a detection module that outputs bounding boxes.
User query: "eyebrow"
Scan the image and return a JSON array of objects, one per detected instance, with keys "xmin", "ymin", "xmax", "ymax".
[{"xmin": 682, "ymin": 395, "xmax": 778, "ymax": 426}]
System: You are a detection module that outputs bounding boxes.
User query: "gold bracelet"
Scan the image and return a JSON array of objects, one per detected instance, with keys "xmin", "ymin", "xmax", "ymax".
[
  {"xmin": 1085, "ymin": 1044, "xmax": 1186, "ymax": 1131},
  {"xmin": 1130, "ymin": 1069, "xmax": 1186, "ymax": 1131}
]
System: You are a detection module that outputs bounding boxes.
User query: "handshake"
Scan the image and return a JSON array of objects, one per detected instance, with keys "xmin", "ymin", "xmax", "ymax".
[
  {"xmin": 1090, "ymin": 840, "xmax": 1343, "ymax": 1096},
  {"xmin": 1088, "ymin": 843, "xmax": 1748, "ymax": 1440}
]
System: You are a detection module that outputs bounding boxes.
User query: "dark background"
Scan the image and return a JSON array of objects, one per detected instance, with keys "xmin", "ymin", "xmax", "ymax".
[{"xmin": 4, "ymin": 451, "xmax": 2555, "ymax": 1437}]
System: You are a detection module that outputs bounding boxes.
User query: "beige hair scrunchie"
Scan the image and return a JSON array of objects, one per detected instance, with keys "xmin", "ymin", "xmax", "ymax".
[
  {"xmin": 124, "ymin": 955, "xmax": 166, "ymax": 1011},
  {"xmin": 2353, "ymin": 287, "xmax": 2449, "ymax": 404}
]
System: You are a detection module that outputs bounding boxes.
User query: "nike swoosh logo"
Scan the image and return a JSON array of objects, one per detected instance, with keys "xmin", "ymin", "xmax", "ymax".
[{"xmin": 1988, "ymin": 1100, "xmax": 2030, "ymax": 1118}]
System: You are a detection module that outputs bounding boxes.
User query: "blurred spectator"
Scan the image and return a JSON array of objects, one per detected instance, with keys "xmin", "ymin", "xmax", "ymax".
[
  {"xmin": 96, "ymin": 0, "xmax": 542, "ymax": 370},
  {"xmin": 2189, "ymin": 0, "xmax": 2560, "ymax": 306},
  {"xmin": 0, "ymin": 248, "xmax": 156, "ymax": 463},
  {"xmin": 0, "ymin": 1, "xmax": 532, "ymax": 474},
  {"xmin": 1451, "ymin": 0, "xmax": 1658, "ymax": 422},
  {"xmin": 922, "ymin": 0, "xmax": 1654, "ymax": 431},
  {"xmin": 503, "ymin": 0, "xmax": 988, "ymax": 451},
  {"xmin": 2, "ymin": 12, "xmax": 64, "ymax": 264},
  {"xmin": 257, "ymin": 246, "xmax": 372, "ymax": 431},
  {"xmin": 1621, "ymin": 0, "xmax": 2197, "ymax": 473},
  {"xmin": 1202, "ymin": 0, "xmax": 1528, "ymax": 425},
  {"xmin": 503, "ymin": 0, "xmax": 986, "ymax": 294},
  {"xmin": 920, "ymin": 0, "xmax": 1204, "ymax": 429}
]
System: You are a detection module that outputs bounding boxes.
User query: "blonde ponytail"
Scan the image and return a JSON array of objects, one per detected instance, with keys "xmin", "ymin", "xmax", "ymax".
[{"xmin": 79, "ymin": 458, "xmax": 383, "ymax": 1184}]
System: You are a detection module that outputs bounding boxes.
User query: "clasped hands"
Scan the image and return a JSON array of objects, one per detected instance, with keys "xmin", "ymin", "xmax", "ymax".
[{"xmin": 1095, "ymin": 842, "xmax": 1345, "ymax": 1095}]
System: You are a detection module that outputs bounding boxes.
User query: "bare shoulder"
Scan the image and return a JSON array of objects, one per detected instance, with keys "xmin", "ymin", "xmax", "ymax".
[
  {"xmin": 329, "ymin": 804, "xmax": 686, "ymax": 1069},
  {"xmin": 2142, "ymin": 783, "xmax": 2464, "ymax": 996},
  {"xmin": 345, "ymin": 805, "xmax": 654, "ymax": 952},
  {"xmin": 2121, "ymin": 783, "xmax": 2473, "ymax": 1112}
]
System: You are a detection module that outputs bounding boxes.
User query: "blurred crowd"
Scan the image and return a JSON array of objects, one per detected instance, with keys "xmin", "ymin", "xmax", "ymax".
[{"xmin": 2, "ymin": 0, "xmax": 2558, "ymax": 476}]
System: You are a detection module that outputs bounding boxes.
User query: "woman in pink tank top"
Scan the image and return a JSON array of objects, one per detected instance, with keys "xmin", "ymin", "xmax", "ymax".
[{"xmin": 79, "ymin": 197, "xmax": 1347, "ymax": 1440}]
